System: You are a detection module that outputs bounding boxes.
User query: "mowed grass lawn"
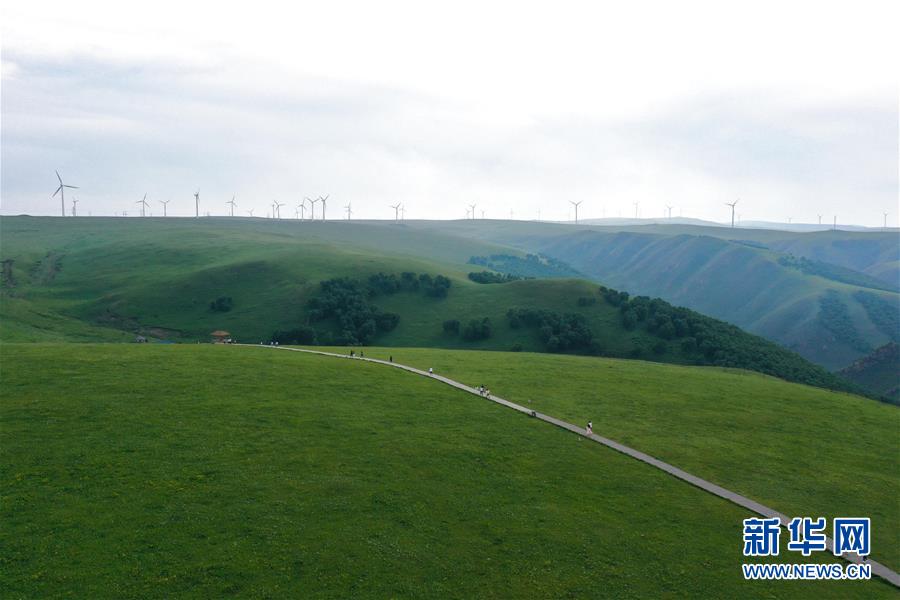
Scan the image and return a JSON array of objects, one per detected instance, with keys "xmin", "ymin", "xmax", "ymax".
[
  {"xmin": 319, "ymin": 346, "xmax": 900, "ymax": 572},
  {"xmin": 1, "ymin": 344, "xmax": 892, "ymax": 598}
]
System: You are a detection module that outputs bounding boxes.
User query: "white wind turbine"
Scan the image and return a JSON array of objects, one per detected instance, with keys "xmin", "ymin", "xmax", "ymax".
[
  {"xmin": 305, "ymin": 197, "xmax": 318, "ymax": 220},
  {"xmin": 136, "ymin": 194, "xmax": 150, "ymax": 217},
  {"xmin": 227, "ymin": 195, "xmax": 237, "ymax": 217},
  {"xmin": 71, "ymin": 197, "xmax": 79, "ymax": 217},
  {"xmin": 52, "ymin": 170, "xmax": 78, "ymax": 217},
  {"xmin": 570, "ymin": 200, "xmax": 583, "ymax": 223},
  {"xmin": 160, "ymin": 199, "xmax": 170, "ymax": 217},
  {"xmin": 725, "ymin": 199, "xmax": 739, "ymax": 228}
]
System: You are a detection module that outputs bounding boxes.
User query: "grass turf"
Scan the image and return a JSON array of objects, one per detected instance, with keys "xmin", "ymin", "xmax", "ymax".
[
  {"xmin": 2, "ymin": 343, "xmax": 894, "ymax": 597},
  {"xmin": 315, "ymin": 345, "xmax": 900, "ymax": 571}
]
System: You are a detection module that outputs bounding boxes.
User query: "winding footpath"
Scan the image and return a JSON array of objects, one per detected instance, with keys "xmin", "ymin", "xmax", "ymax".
[{"xmin": 240, "ymin": 344, "xmax": 900, "ymax": 588}]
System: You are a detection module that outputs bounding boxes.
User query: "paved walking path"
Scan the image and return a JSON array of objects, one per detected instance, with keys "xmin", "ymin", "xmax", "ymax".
[{"xmin": 240, "ymin": 344, "xmax": 900, "ymax": 588}]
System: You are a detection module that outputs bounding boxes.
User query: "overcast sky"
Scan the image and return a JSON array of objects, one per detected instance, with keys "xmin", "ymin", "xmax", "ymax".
[{"xmin": 2, "ymin": 0, "xmax": 897, "ymax": 224}]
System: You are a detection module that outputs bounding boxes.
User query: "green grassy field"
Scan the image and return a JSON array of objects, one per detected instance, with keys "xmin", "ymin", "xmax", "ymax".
[
  {"xmin": 316, "ymin": 345, "xmax": 900, "ymax": 571},
  {"xmin": 2, "ymin": 343, "xmax": 894, "ymax": 598}
]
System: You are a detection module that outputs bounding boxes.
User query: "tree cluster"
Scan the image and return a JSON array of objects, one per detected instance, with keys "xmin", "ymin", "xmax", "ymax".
[
  {"xmin": 816, "ymin": 290, "xmax": 870, "ymax": 352},
  {"xmin": 506, "ymin": 307, "xmax": 595, "ymax": 353},
  {"xmin": 467, "ymin": 271, "xmax": 523, "ymax": 284},
  {"xmin": 366, "ymin": 272, "xmax": 452, "ymax": 297},
  {"xmin": 854, "ymin": 290, "xmax": 900, "ymax": 342},
  {"xmin": 597, "ymin": 285, "xmax": 858, "ymax": 392},
  {"xmin": 306, "ymin": 278, "xmax": 401, "ymax": 345},
  {"xmin": 462, "ymin": 317, "xmax": 492, "ymax": 341},
  {"xmin": 779, "ymin": 255, "xmax": 897, "ymax": 293}
]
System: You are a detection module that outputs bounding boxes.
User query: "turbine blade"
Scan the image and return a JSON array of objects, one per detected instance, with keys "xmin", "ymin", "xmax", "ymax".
[
  {"xmin": 56, "ymin": 170, "xmax": 62, "ymax": 183},
  {"xmin": 65, "ymin": 185, "xmax": 79, "ymax": 189},
  {"xmin": 52, "ymin": 186, "xmax": 62, "ymax": 197}
]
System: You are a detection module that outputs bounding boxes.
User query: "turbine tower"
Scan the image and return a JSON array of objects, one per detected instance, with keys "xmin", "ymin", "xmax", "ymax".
[
  {"xmin": 227, "ymin": 195, "xmax": 237, "ymax": 217},
  {"xmin": 884, "ymin": 212, "xmax": 889, "ymax": 230},
  {"xmin": 725, "ymin": 199, "xmax": 739, "ymax": 228},
  {"xmin": 275, "ymin": 201, "xmax": 285, "ymax": 219},
  {"xmin": 633, "ymin": 201, "xmax": 639, "ymax": 219},
  {"xmin": 468, "ymin": 204, "xmax": 476, "ymax": 220},
  {"xmin": 345, "ymin": 202, "xmax": 352, "ymax": 220},
  {"xmin": 817, "ymin": 214, "xmax": 822, "ymax": 225},
  {"xmin": 52, "ymin": 170, "xmax": 78, "ymax": 217},
  {"xmin": 297, "ymin": 202, "xmax": 306, "ymax": 220},
  {"xmin": 193, "ymin": 189, "xmax": 200, "ymax": 217},
  {"xmin": 71, "ymin": 197, "xmax": 79, "ymax": 217},
  {"xmin": 318, "ymin": 195, "xmax": 329, "ymax": 221},
  {"xmin": 305, "ymin": 197, "xmax": 318, "ymax": 220},
  {"xmin": 160, "ymin": 199, "xmax": 170, "ymax": 217},
  {"xmin": 136, "ymin": 194, "xmax": 150, "ymax": 217},
  {"xmin": 391, "ymin": 203, "xmax": 401, "ymax": 221},
  {"xmin": 666, "ymin": 205, "xmax": 674, "ymax": 219},
  {"xmin": 833, "ymin": 215, "xmax": 837, "ymax": 231},
  {"xmin": 570, "ymin": 200, "xmax": 583, "ymax": 224}
]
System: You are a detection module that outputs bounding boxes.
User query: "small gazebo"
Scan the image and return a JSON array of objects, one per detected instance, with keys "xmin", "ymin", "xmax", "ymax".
[{"xmin": 211, "ymin": 330, "xmax": 231, "ymax": 344}]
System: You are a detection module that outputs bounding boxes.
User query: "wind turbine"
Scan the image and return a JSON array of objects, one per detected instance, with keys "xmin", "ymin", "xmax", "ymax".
[
  {"xmin": 725, "ymin": 199, "xmax": 739, "ymax": 228},
  {"xmin": 297, "ymin": 202, "xmax": 306, "ymax": 220},
  {"xmin": 633, "ymin": 201, "xmax": 639, "ymax": 219},
  {"xmin": 401, "ymin": 205, "xmax": 406, "ymax": 220},
  {"xmin": 305, "ymin": 197, "xmax": 318, "ymax": 220},
  {"xmin": 227, "ymin": 195, "xmax": 237, "ymax": 217},
  {"xmin": 833, "ymin": 215, "xmax": 837, "ymax": 231},
  {"xmin": 193, "ymin": 189, "xmax": 200, "ymax": 217},
  {"xmin": 136, "ymin": 194, "xmax": 150, "ymax": 217},
  {"xmin": 318, "ymin": 195, "xmax": 329, "ymax": 220},
  {"xmin": 468, "ymin": 204, "xmax": 476, "ymax": 220},
  {"xmin": 52, "ymin": 170, "xmax": 78, "ymax": 217},
  {"xmin": 247, "ymin": 208, "xmax": 255, "ymax": 217},
  {"xmin": 275, "ymin": 201, "xmax": 285, "ymax": 219},
  {"xmin": 665, "ymin": 205, "xmax": 674, "ymax": 219},
  {"xmin": 345, "ymin": 202, "xmax": 352, "ymax": 220},
  {"xmin": 817, "ymin": 214, "xmax": 822, "ymax": 225},
  {"xmin": 390, "ymin": 203, "xmax": 401, "ymax": 221},
  {"xmin": 160, "ymin": 199, "xmax": 170, "ymax": 217},
  {"xmin": 884, "ymin": 212, "xmax": 889, "ymax": 230},
  {"xmin": 570, "ymin": 200, "xmax": 583, "ymax": 224},
  {"xmin": 71, "ymin": 197, "xmax": 79, "ymax": 217}
]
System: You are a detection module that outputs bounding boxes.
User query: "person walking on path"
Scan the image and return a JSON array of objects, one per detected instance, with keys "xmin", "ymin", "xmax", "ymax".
[
  {"xmin": 389, "ymin": 356, "xmax": 393, "ymax": 363},
  {"xmin": 586, "ymin": 421, "xmax": 593, "ymax": 435},
  {"xmin": 428, "ymin": 367, "xmax": 434, "ymax": 375}
]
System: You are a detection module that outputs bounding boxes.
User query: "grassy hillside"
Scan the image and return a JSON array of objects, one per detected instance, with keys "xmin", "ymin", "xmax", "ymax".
[
  {"xmin": 840, "ymin": 342, "xmax": 900, "ymax": 403},
  {"xmin": 407, "ymin": 220, "xmax": 899, "ymax": 370},
  {"xmin": 0, "ymin": 216, "xmax": 857, "ymax": 395},
  {"xmin": 1, "ymin": 343, "xmax": 895, "ymax": 598},
  {"xmin": 321, "ymin": 346, "xmax": 900, "ymax": 571}
]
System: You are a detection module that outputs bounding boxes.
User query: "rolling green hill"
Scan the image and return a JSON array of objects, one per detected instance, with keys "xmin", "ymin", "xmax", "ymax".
[
  {"xmin": 404, "ymin": 220, "xmax": 900, "ymax": 370},
  {"xmin": 0, "ymin": 216, "xmax": 859, "ymax": 395},
  {"xmin": 2, "ymin": 343, "xmax": 896, "ymax": 597}
]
